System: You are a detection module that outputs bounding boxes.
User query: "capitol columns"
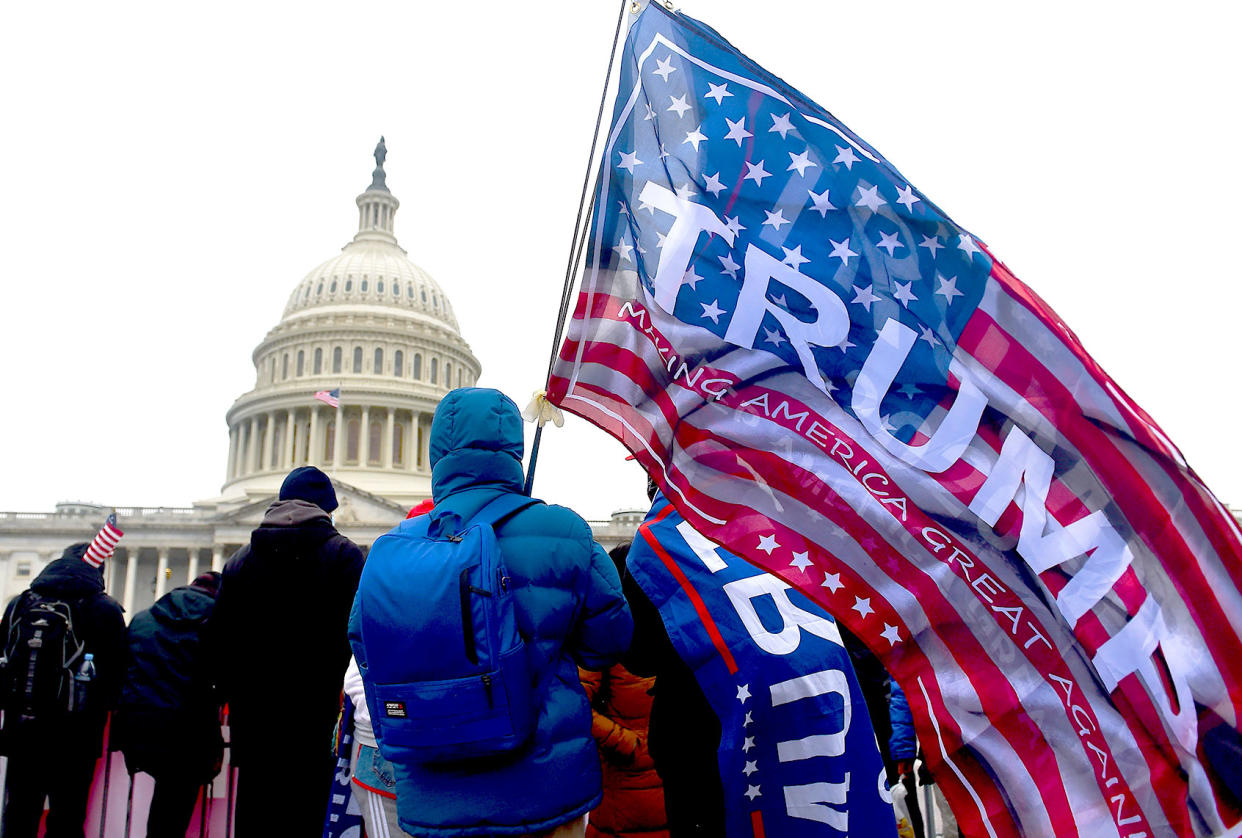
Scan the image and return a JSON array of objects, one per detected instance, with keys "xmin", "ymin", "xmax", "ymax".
[
  {"xmin": 333, "ymin": 410, "xmax": 344, "ymax": 469},
  {"xmin": 187, "ymin": 547, "xmax": 199, "ymax": 585},
  {"xmin": 211, "ymin": 544, "xmax": 224, "ymax": 573},
  {"xmin": 285, "ymin": 409, "xmax": 296, "ymax": 469},
  {"xmin": 123, "ymin": 547, "xmax": 139, "ymax": 615},
  {"xmin": 260, "ymin": 414, "xmax": 274, "ymax": 471},
  {"xmin": 309, "ymin": 407, "xmax": 321, "ymax": 466},
  {"xmin": 226, "ymin": 426, "xmax": 238, "ymax": 480},
  {"xmin": 155, "ymin": 547, "xmax": 169, "ymax": 599},
  {"xmin": 384, "ymin": 408, "xmax": 395, "ymax": 469},
  {"xmin": 245, "ymin": 417, "xmax": 258, "ymax": 474},
  {"xmin": 361, "ymin": 406, "xmax": 372, "ymax": 465}
]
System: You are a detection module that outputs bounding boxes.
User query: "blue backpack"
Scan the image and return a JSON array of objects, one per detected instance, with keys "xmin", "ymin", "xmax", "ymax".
[{"xmin": 351, "ymin": 494, "xmax": 540, "ymax": 764}]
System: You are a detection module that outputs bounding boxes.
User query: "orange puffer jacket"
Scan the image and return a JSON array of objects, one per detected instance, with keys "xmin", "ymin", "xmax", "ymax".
[{"xmin": 580, "ymin": 664, "xmax": 669, "ymax": 838}]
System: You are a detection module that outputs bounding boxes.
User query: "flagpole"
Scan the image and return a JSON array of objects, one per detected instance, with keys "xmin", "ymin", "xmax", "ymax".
[{"xmin": 525, "ymin": 0, "xmax": 631, "ymax": 496}]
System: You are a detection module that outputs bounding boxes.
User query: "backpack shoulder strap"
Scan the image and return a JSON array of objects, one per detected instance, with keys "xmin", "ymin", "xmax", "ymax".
[{"xmin": 469, "ymin": 494, "xmax": 541, "ymax": 531}]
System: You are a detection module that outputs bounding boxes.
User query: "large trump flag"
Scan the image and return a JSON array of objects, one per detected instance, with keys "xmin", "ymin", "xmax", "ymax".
[{"xmin": 548, "ymin": 3, "xmax": 1242, "ymax": 836}]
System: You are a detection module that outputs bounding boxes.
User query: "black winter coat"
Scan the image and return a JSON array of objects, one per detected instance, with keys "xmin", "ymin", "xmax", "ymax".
[
  {"xmin": 0, "ymin": 545, "xmax": 126, "ymax": 756},
  {"xmin": 113, "ymin": 583, "xmax": 222, "ymax": 782},
  {"xmin": 206, "ymin": 499, "xmax": 364, "ymax": 766}
]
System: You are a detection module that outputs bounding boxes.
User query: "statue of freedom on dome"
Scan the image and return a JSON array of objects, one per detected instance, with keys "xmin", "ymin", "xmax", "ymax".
[{"xmin": 370, "ymin": 136, "xmax": 388, "ymax": 192}]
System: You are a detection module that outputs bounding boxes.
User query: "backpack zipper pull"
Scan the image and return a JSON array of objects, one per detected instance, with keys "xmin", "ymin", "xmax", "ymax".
[{"xmin": 482, "ymin": 672, "xmax": 494, "ymax": 708}]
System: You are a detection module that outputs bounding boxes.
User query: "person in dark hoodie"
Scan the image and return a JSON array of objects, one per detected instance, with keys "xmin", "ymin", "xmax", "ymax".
[
  {"xmin": 113, "ymin": 571, "xmax": 223, "ymax": 838},
  {"xmin": 0, "ymin": 542, "xmax": 126, "ymax": 838},
  {"xmin": 207, "ymin": 466, "xmax": 364, "ymax": 837}
]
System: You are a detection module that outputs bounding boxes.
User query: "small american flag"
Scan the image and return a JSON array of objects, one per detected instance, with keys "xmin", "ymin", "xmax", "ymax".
[
  {"xmin": 82, "ymin": 513, "xmax": 122, "ymax": 568},
  {"xmin": 314, "ymin": 388, "xmax": 341, "ymax": 408}
]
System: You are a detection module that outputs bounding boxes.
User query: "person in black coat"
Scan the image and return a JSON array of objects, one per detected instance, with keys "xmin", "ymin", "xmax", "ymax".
[
  {"xmin": 0, "ymin": 543, "xmax": 126, "ymax": 838},
  {"xmin": 113, "ymin": 571, "xmax": 223, "ymax": 838},
  {"xmin": 621, "ymin": 479, "xmax": 726, "ymax": 837},
  {"xmin": 206, "ymin": 466, "xmax": 364, "ymax": 838}
]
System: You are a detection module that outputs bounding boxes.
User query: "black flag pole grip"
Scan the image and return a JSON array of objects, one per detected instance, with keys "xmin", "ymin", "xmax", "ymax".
[{"xmin": 525, "ymin": 0, "xmax": 631, "ymax": 496}]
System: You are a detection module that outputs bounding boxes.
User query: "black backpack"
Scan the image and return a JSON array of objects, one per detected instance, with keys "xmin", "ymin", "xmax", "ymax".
[{"xmin": 1, "ymin": 592, "xmax": 87, "ymax": 723}]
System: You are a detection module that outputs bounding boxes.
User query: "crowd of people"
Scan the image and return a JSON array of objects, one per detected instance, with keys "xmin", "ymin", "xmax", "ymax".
[{"xmin": 0, "ymin": 387, "xmax": 949, "ymax": 838}]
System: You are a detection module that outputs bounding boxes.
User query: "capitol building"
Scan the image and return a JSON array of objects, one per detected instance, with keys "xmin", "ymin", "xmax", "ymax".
[{"xmin": 0, "ymin": 141, "xmax": 641, "ymax": 617}]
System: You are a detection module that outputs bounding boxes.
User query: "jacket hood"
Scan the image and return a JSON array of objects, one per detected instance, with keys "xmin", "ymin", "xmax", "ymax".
[
  {"xmin": 250, "ymin": 498, "xmax": 338, "ymax": 556},
  {"xmin": 260, "ymin": 498, "xmax": 332, "ymax": 528},
  {"xmin": 149, "ymin": 585, "xmax": 215, "ymax": 626},
  {"xmin": 31, "ymin": 544, "xmax": 105, "ymax": 600},
  {"xmin": 430, "ymin": 388, "xmax": 526, "ymax": 500}
]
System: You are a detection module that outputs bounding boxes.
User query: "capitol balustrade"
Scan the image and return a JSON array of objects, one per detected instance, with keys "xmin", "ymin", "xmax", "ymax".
[{"xmin": 0, "ymin": 505, "xmax": 199, "ymax": 523}]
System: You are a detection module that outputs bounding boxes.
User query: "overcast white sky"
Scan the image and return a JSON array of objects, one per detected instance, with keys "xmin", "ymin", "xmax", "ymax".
[{"xmin": 0, "ymin": 1, "xmax": 1238, "ymax": 520}]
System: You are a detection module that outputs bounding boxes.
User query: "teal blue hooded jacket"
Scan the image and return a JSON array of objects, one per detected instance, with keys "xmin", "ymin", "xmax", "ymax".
[{"xmin": 382, "ymin": 388, "xmax": 633, "ymax": 837}]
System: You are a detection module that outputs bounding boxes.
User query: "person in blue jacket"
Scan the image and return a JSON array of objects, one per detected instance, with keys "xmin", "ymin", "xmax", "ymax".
[{"xmin": 367, "ymin": 387, "xmax": 633, "ymax": 838}]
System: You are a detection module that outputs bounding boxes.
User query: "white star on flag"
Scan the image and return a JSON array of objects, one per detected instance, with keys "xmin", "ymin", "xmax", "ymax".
[
  {"xmin": 762, "ymin": 209, "xmax": 789, "ymax": 230},
  {"xmin": 769, "ymin": 112, "xmax": 795, "ymax": 139},
  {"xmin": 643, "ymin": 103, "xmax": 657, "ymax": 121},
  {"xmin": 789, "ymin": 551, "xmax": 813, "ymax": 572},
  {"xmin": 745, "ymin": 785, "xmax": 762, "ymax": 801},
  {"xmin": 719, "ymin": 253, "xmax": 740, "ymax": 278},
  {"xmin": 787, "ymin": 149, "xmax": 817, "ymax": 176},
  {"xmin": 833, "ymin": 145, "xmax": 860, "ymax": 169},
  {"xmin": 704, "ymin": 81, "xmax": 732, "ymax": 104},
  {"xmin": 681, "ymin": 269, "xmax": 703, "ymax": 289},
  {"xmin": 762, "ymin": 327, "xmax": 785, "ymax": 347},
  {"xmin": 855, "ymin": 184, "xmax": 887, "ymax": 212},
  {"xmin": 737, "ymin": 683, "xmax": 751, "ymax": 703},
  {"xmin": 849, "ymin": 284, "xmax": 880, "ymax": 311},
  {"xmin": 781, "ymin": 245, "xmax": 809, "ymax": 269},
  {"xmin": 743, "ymin": 760, "xmax": 758, "ymax": 776},
  {"xmin": 852, "ymin": 596, "xmax": 874, "ymax": 618},
  {"xmin": 936, "ymin": 274, "xmax": 964, "ymax": 303},
  {"xmin": 700, "ymin": 299, "xmax": 726, "ymax": 323},
  {"xmin": 618, "ymin": 150, "xmax": 642, "ymax": 173},
  {"xmin": 724, "ymin": 116, "xmax": 752, "ymax": 146},
  {"xmin": 828, "ymin": 238, "xmax": 857, "ymax": 265},
  {"xmin": 919, "ymin": 325, "xmax": 941, "ymax": 348},
  {"xmin": 893, "ymin": 281, "xmax": 917, "ymax": 308},
  {"xmin": 958, "ymin": 233, "xmax": 982, "ymax": 257},
  {"xmin": 683, "ymin": 125, "xmax": 708, "ymax": 151},
  {"xmin": 703, "ymin": 172, "xmax": 725, "ymax": 196},
  {"xmin": 896, "ymin": 184, "xmax": 920, "ymax": 210},
  {"xmin": 653, "ymin": 55, "xmax": 676, "ymax": 81},
  {"xmin": 807, "ymin": 188, "xmax": 835, "ymax": 217},
  {"xmin": 743, "ymin": 160, "xmax": 771, "ymax": 186},
  {"xmin": 876, "ymin": 231, "xmax": 903, "ymax": 256},
  {"xmin": 757, "ymin": 534, "xmax": 779, "ymax": 554},
  {"xmin": 613, "ymin": 241, "xmax": 633, "ymax": 262},
  {"xmin": 882, "ymin": 623, "xmax": 903, "ymax": 645},
  {"xmin": 674, "ymin": 183, "xmax": 696, "ymax": 201},
  {"xmin": 724, "ymin": 215, "xmax": 745, "ymax": 236},
  {"xmin": 822, "ymin": 571, "xmax": 844, "ymax": 592},
  {"xmin": 742, "ymin": 736, "xmax": 756, "ymax": 752},
  {"xmin": 667, "ymin": 94, "xmax": 691, "ymax": 117}
]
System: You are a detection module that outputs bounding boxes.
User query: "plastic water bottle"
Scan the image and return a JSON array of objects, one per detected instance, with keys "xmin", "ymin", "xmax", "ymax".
[{"xmin": 72, "ymin": 652, "xmax": 95, "ymax": 712}]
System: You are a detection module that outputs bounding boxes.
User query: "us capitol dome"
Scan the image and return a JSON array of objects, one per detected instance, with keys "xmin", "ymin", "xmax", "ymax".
[
  {"xmin": 0, "ymin": 140, "xmax": 639, "ymax": 618},
  {"xmin": 219, "ymin": 137, "xmax": 479, "ymax": 508}
]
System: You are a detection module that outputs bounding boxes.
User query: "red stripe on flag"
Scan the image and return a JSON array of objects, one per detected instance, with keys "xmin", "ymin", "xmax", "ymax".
[
  {"xmin": 637, "ymin": 507, "xmax": 739, "ymax": 675},
  {"xmin": 960, "ymin": 309, "xmax": 1242, "ymax": 720}
]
